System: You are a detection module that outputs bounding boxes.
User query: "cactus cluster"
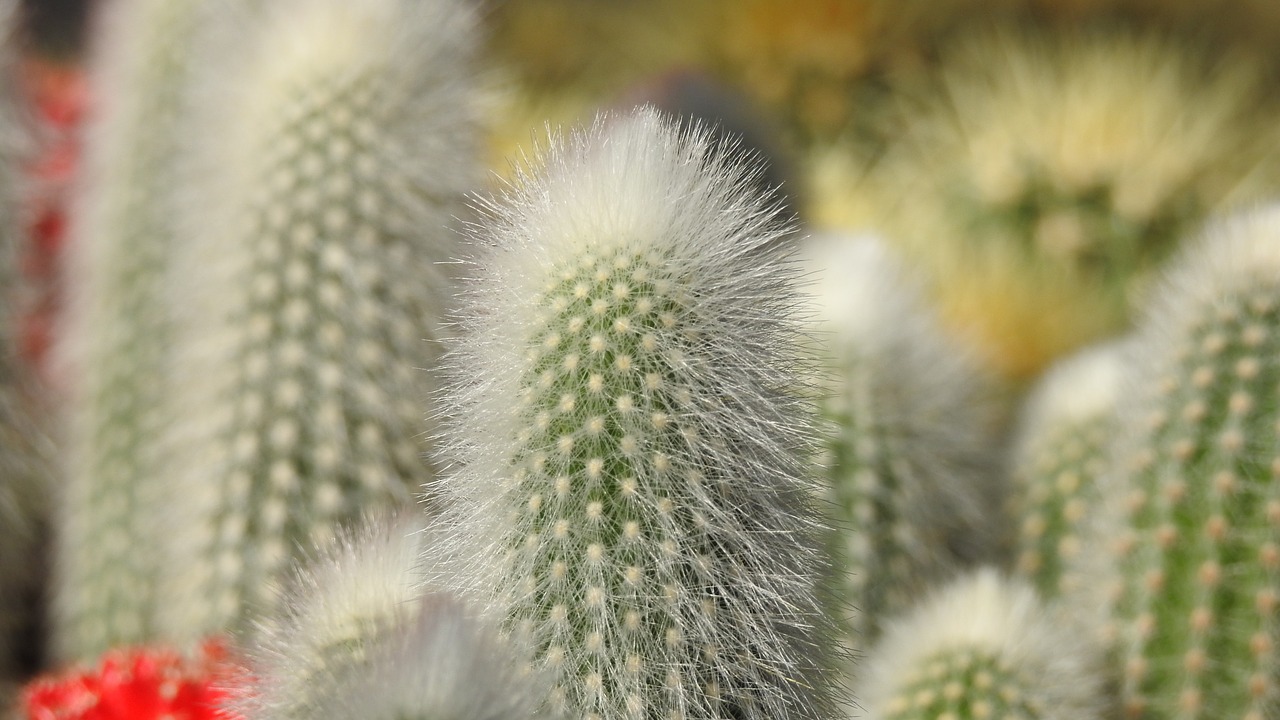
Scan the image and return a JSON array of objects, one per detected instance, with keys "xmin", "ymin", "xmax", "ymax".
[
  {"xmin": 1107, "ymin": 207, "xmax": 1280, "ymax": 720},
  {"xmin": 153, "ymin": 0, "xmax": 478, "ymax": 643},
  {"xmin": 802, "ymin": 232, "xmax": 1005, "ymax": 646},
  {"xmin": 435, "ymin": 110, "xmax": 838, "ymax": 720}
]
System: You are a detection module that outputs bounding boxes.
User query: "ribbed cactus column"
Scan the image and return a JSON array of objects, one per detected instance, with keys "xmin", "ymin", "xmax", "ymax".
[
  {"xmin": 1010, "ymin": 341, "xmax": 1125, "ymax": 601},
  {"xmin": 802, "ymin": 233, "xmax": 1005, "ymax": 646},
  {"xmin": 158, "ymin": 0, "xmax": 478, "ymax": 642},
  {"xmin": 55, "ymin": 0, "xmax": 205, "ymax": 660},
  {"xmin": 1110, "ymin": 207, "xmax": 1280, "ymax": 720},
  {"xmin": 438, "ymin": 110, "xmax": 837, "ymax": 720},
  {"xmin": 244, "ymin": 515, "xmax": 551, "ymax": 720},
  {"xmin": 860, "ymin": 569, "xmax": 1105, "ymax": 720}
]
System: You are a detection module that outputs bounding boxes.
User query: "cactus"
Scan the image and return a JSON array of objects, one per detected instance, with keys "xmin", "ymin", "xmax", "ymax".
[
  {"xmin": 1010, "ymin": 340, "xmax": 1126, "ymax": 601},
  {"xmin": 859, "ymin": 568, "xmax": 1106, "ymax": 720},
  {"xmin": 54, "ymin": 0, "xmax": 207, "ymax": 660},
  {"xmin": 244, "ymin": 514, "xmax": 551, "ymax": 720},
  {"xmin": 151, "ymin": 0, "xmax": 480, "ymax": 644},
  {"xmin": 435, "ymin": 109, "xmax": 838, "ymax": 720},
  {"xmin": 872, "ymin": 28, "xmax": 1274, "ymax": 379},
  {"xmin": 1107, "ymin": 206, "xmax": 1280, "ymax": 720},
  {"xmin": 802, "ymin": 232, "xmax": 1006, "ymax": 647}
]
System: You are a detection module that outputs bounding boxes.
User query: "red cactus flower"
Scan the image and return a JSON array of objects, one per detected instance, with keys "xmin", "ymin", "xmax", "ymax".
[{"xmin": 20, "ymin": 639, "xmax": 246, "ymax": 720}]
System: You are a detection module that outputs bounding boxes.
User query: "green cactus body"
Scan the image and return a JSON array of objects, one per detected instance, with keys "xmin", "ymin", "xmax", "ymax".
[
  {"xmin": 1010, "ymin": 341, "xmax": 1124, "ymax": 600},
  {"xmin": 56, "ymin": 0, "xmax": 204, "ymax": 660},
  {"xmin": 804, "ymin": 234, "xmax": 1005, "ymax": 647},
  {"xmin": 861, "ymin": 569, "xmax": 1105, "ymax": 720},
  {"xmin": 1110, "ymin": 208, "xmax": 1280, "ymax": 720},
  {"xmin": 157, "ymin": 0, "xmax": 478, "ymax": 642},
  {"xmin": 438, "ymin": 110, "xmax": 837, "ymax": 720}
]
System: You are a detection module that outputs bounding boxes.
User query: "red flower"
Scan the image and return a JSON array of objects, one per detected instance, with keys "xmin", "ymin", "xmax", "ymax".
[{"xmin": 20, "ymin": 640, "xmax": 246, "ymax": 720}]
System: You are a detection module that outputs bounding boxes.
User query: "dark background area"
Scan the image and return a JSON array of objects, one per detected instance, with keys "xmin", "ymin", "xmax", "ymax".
[{"xmin": 21, "ymin": 0, "xmax": 91, "ymax": 58}]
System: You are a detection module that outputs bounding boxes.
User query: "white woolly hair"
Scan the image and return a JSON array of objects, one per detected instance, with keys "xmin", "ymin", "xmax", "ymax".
[
  {"xmin": 303, "ymin": 593, "xmax": 556, "ymax": 720},
  {"xmin": 1015, "ymin": 338, "xmax": 1129, "ymax": 443},
  {"xmin": 859, "ymin": 568, "xmax": 1106, "ymax": 720},
  {"xmin": 801, "ymin": 232, "xmax": 1006, "ymax": 568},
  {"xmin": 433, "ymin": 108, "xmax": 838, "ymax": 720},
  {"xmin": 239, "ymin": 512, "xmax": 433, "ymax": 718},
  {"xmin": 156, "ymin": 0, "xmax": 480, "ymax": 641}
]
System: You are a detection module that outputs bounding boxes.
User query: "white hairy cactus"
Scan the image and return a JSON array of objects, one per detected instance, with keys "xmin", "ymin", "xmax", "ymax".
[
  {"xmin": 55, "ymin": 0, "xmax": 207, "ymax": 660},
  {"xmin": 243, "ymin": 514, "xmax": 550, "ymax": 720},
  {"xmin": 158, "ymin": 0, "xmax": 479, "ymax": 642},
  {"xmin": 802, "ymin": 233, "xmax": 1006, "ymax": 646},
  {"xmin": 1010, "ymin": 340, "xmax": 1126, "ymax": 602},
  {"xmin": 860, "ymin": 568, "xmax": 1106, "ymax": 720},
  {"xmin": 435, "ymin": 109, "xmax": 838, "ymax": 720}
]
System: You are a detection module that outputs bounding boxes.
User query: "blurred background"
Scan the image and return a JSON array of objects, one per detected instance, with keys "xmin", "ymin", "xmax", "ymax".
[{"xmin": 15, "ymin": 0, "xmax": 1280, "ymax": 387}]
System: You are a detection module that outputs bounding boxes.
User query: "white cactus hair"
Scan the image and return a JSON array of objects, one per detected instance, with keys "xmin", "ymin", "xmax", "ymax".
[
  {"xmin": 860, "ymin": 568, "xmax": 1106, "ymax": 720},
  {"xmin": 242, "ymin": 513, "xmax": 548, "ymax": 719},
  {"xmin": 434, "ymin": 107, "xmax": 838, "ymax": 719},
  {"xmin": 1014, "ymin": 338, "xmax": 1128, "ymax": 450},
  {"xmin": 802, "ymin": 232, "xmax": 1006, "ymax": 569}
]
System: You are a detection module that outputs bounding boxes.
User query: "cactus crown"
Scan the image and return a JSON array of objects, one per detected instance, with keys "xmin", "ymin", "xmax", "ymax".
[
  {"xmin": 860, "ymin": 569, "xmax": 1105, "ymax": 720},
  {"xmin": 436, "ymin": 108, "xmax": 836, "ymax": 720}
]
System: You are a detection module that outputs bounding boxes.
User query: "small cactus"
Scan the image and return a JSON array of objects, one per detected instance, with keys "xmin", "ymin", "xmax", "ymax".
[
  {"xmin": 157, "ymin": 0, "xmax": 479, "ymax": 642},
  {"xmin": 859, "ymin": 568, "xmax": 1106, "ymax": 720},
  {"xmin": 54, "ymin": 0, "xmax": 207, "ymax": 660},
  {"xmin": 1010, "ymin": 340, "xmax": 1126, "ymax": 601},
  {"xmin": 243, "ymin": 514, "xmax": 549, "ymax": 720},
  {"xmin": 802, "ymin": 233, "xmax": 1006, "ymax": 647},
  {"xmin": 436, "ymin": 109, "xmax": 838, "ymax": 720},
  {"xmin": 1108, "ymin": 206, "xmax": 1280, "ymax": 720}
]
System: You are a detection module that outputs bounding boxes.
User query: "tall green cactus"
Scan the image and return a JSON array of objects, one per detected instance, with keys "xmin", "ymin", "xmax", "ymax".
[
  {"xmin": 1010, "ymin": 340, "xmax": 1125, "ymax": 601},
  {"xmin": 436, "ymin": 109, "xmax": 838, "ymax": 720},
  {"xmin": 157, "ymin": 0, "xmax": 479, "ymax": 643},
  {"xmin": 55, "ymin": 0, "xmax": 206, "ymax": 661},
  {"xmin": 1109, "ymin": 206, "xmax": 1280, "ymax": 720},
  {"xmin": 803, "ymin": 233, "xmax": 1006, "ymax": 647},
  {"xmin": 244, "ymin": 514, "xmax": 550, "ymax": 720},
  {"xmin": 859, "ymin": 568, "xmax": 1106, "ymax": 720}
]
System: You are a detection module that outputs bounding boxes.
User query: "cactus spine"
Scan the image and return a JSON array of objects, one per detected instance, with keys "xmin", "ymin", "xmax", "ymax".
[
  {"xmin": 1109, "ymin": 207, "xmax": 1280, "ymax": 720},
  {"xmin": 159, "ymin": 0, "xmax": 478, "ymax": 642},
  {"xmin": 803, "ymin": 233, "xmax": 1005, "ymax": 646},
  {"xmin": 55, "ymin": 0, "xmax": 206, "ymax": 660},
  {"xmin": 859, "ymin": 568, "xmax": 1105, "ymax": 720},
  {"xmin": 438, "ymin": 109, "xmax": 837, "ymax": 720},
  {"xmin": 1010, "ymin": 340, "xmax": 1125, "ymax": 600},
  {"xmin": 244, "ymin": 515, "xmax": 549, "ymax": 720}
]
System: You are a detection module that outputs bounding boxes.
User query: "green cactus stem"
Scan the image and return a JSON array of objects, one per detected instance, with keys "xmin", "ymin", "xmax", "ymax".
[
  {"xmin": 1010, "ymin": 340, "xmax": 1125, "ymax": 601},
  {"xmin": 157, "ymin": 0, "xmax": 479, "ymax": 643},
  {"xmin": 435, "ymin": 109, "xmax": 839, "ymax": 720},
  {"xmin": 803, "ymin": 232, "xmax": 1006, "ymax": 648},
  {"xmin": 1108, "ymin": 206, "xmax": 1280, "ymax": 720}
]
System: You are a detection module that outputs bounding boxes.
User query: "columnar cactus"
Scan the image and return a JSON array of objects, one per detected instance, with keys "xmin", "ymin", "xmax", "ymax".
[
  {"xmin": 158, "ymin": 0, "xmax": 479, "ymax": 642},
  {"xmin": 1108, "ymin": 207, "xmax": 1280, "ymax": 720},
  {"xmin": 244, "ymin": 515, "xmax": 549, "ymax": 720},
  {"xmin": 802, "ymin": 233, "xmax": 1005, "ymax": 647},
  {"xmin": 55, "ymin": 0, "xmax": 206, "ymax": 660},
  {"xmin": 437, "ymin": 109, "xmax": 838, "ymax": 720},
  {"xmin": 1010, "ymin": 340, "xmax": 1125, "ymax": 601},
  {"xmin": 859, "ymin": 568, "xmax": 1106, "ymax": 720}
]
